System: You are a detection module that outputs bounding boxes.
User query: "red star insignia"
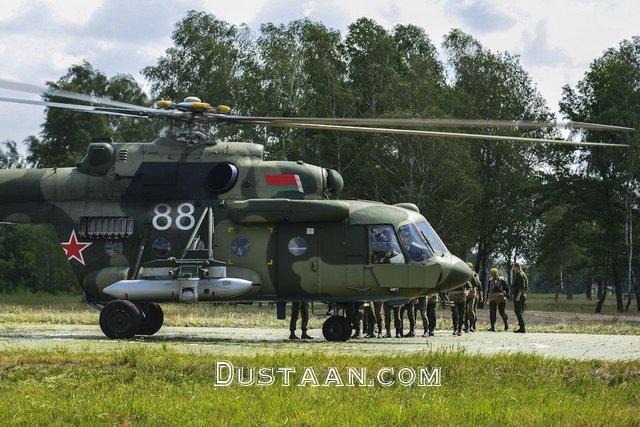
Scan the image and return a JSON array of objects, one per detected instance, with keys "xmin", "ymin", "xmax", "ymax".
[{"xmin": 61, "ymin": 230, "xmax": 92, "ymax": 266}]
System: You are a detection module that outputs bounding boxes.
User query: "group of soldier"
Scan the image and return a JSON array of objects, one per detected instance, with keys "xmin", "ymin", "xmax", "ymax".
[{"xmin": 288, "ymin": 262, "xmax": 528, "ymax": 340}]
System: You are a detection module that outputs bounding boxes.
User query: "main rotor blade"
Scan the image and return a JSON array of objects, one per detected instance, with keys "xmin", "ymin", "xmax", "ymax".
[
  {"xmin": 0, "ymin": 96, "xmax": 149, "ymax": 118},
  {"xmin": 213, "ymin": 115, "xmax": 635, "ymax": 132},
  {"xmin": 254, "ymin": 121, "xmax": 629, "ymax": 147},
  {"xmin": 0, "ymin": 96, "xmax": 194, "ymax": 121},
  {"xmin": 0, "ymin": 78, "xmax": 151, "ymax": 111}
]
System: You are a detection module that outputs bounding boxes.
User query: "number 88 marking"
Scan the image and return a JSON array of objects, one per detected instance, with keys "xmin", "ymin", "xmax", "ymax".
[{"xmin": 152, "ymin": 202, "xmax": 195, "ymax": 231}]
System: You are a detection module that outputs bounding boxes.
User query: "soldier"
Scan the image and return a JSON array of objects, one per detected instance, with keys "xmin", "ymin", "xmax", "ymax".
[
  {"xmin": 289, "ymin": 301, "xmax": 313, "ymax": 340},
  {"xmin": 362, "ymin": 301, "xmax": 377, "ymax": 338},
  {"xmin": 370, "ymin": 229, "xmax": 399, "ymax": 264},
  {"xmin": 464, "ymin": 262, "xmax": 483, "ymax": 332},
  {"xmin": 346, "ymin": 302, "xmax": 362, "ymax": 339},
  {"xmin": 415, "ymin": 296, "xmax": 429, "ymax": 336},
  {"xmin": 383, "ymin": 301, "xmax": 403, "ymax": 338},
  {"xmin": 512, "ymin": 262, "xmax": 528, "ymax": 333},
  {"xmin": 373, "ymin": 301, "xmax": 384, "ymax": 337},
  {"xmin": 486, "ymin": 268, "xmax": 509, "ymax": 332},
  {"xmin": 400, "ymin": 299, "xmax": 416, "ymax": 337},
  {"xmin": 448, "ymin": 284, "xmax": 468, "ymax": 336},
  {"xmin": 427, "ymin": 293, "xmax": 438, "ymax": 336}
]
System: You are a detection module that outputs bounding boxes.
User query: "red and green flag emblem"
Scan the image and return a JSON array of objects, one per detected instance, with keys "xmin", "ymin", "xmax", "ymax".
[{"xmin": 265, "ymin": 173, "xmax": 304, "ymax": 192}]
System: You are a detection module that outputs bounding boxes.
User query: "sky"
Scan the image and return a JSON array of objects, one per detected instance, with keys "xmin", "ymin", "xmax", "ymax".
[{"xmin": 0, "ymin": 0, "xmax": 638, "ymax": 152}]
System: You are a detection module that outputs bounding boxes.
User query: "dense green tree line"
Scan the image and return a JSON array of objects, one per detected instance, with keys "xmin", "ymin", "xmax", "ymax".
[{"xmin": 0, "ymin": 11, "xmax": 638, "ymax": 310}]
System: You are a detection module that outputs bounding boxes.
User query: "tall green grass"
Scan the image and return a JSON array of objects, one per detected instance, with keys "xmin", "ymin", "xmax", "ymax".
[{"xmin": 0, "ymin": 348, "xmax": 638, "ymax": 425}]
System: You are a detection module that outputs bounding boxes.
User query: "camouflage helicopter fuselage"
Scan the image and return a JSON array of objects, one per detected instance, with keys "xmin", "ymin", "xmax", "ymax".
[{"xmin": 0, "ymin": 136, "xmax": 471, "ymax": 304}]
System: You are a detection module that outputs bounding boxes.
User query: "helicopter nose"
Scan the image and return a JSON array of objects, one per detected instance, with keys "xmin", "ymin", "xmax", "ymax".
[{"xmin": 436, "ymin": 255, "xmax": 472, "ymax": 291}]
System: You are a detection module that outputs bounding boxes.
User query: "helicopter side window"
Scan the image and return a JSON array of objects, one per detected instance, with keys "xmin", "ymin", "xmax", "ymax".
[
  {"xmin": 368, "ymin": 225, "xmax": 406, "ymax": 264},
  {"xmin": 416, "ymin": 220, "xmax": 448, "ymax": 255},
  {"xmin": 398, "ymin": 224, "xmax": 432, "ymax": 263}
]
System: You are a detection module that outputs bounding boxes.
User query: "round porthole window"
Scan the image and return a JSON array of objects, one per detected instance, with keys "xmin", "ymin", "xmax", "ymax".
[
  {"xmin": 288, "ymin": 237, "xmax": 308, "ymax": 256},
  {"xmin": 206, "ymin": 163, "xmax": 239, "ymax": 194},
  {"xmin": 231, "ymin": 236, "xmax": 250, "ymax": 256},
  {"xmin": 104, "ymin": 240, "xmax": 123, "ymax": 257},
  {"xmin": 152, "ymin": 237, "xmax": 171, "ymax": 257}
]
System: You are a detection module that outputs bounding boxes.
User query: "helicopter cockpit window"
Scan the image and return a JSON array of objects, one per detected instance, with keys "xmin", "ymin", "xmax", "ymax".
[
  {"xmin": 368, "ymin": 225, "xmax": 406, "ymax": 264},
  {"xmin": 398, "ymin": 224, "xmax": 432, "ymax": 263},
  {"xmin": 416, "ymin": 220, "xmax": 448, "ymax": 255}
]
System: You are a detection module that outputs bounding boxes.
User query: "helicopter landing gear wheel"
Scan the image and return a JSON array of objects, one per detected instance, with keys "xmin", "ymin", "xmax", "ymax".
[
  {"xmin": 99, "ymin": 300, "xmax": 141, "ymax": 340},
  {"xmin": 137, "ymin": 303, "xmax": 164, "ymax": 336},
  {"xmin": 322, "ymin": 315, "xmax": 351, "ymax": 341}
]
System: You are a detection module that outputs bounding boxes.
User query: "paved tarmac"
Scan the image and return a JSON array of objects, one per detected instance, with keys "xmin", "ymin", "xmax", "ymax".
[{"xmin": 0, "ymin": 323, "xmax": 638, "ymax": 361}]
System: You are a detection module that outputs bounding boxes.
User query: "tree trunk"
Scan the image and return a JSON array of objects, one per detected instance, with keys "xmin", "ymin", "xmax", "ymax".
[
  {"xmin": 612, "ymin": 262, "xmax": 624, "ymax": 313},
  {"xmin": 586, "ymin": 278, "xmax": 592, "ymax": 301},
  {"xmin": 476, "ymin": 241, "xmax": 490, "ymax": 299},
  {"xmin": 597, "ymin": 280, "xmax": 604, "ymax": 300},
  {"xmin": 595, "ymin": 284, "xmax": 607, "ymax": 314},
  {"xmin": 505, "ymin": 250, "xmax": 513, "ymax": 287},
  {"xmin": 634, "ymin": 267, "xmax": 640, "ymax": 312},
  {"xmin": 566, "ymin": 280, "xmax": 573, "ymax": 300}
]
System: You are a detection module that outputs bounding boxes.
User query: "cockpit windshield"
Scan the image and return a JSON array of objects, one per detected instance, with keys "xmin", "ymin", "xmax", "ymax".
[
  {"xmin": 398, "ymin": 224, "xmax": 432, "ymax": 263},
  {"xmin": 416, "ymin": 220, "xmax": 448, "ymax": 255}
]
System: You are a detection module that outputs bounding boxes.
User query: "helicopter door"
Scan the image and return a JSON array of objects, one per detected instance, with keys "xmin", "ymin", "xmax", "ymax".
[{"xmin": 277, "ymin": 225, "xmax": 320, "ymax": 298}]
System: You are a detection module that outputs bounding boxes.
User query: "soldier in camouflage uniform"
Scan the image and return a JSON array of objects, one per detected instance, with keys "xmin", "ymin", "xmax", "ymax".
[
  {"xmin": 290, "ymin": 301, "xmax": 312, "ymax": 340},
  {"xmin": 448, "ymin": 284, "xmax": 469, "ymax": 336},
  {"xmin": 347, "ymin": 302, "xmax": 363, "ymax": 339},
  {"xmin": 383, "ymin": 301, "xmax": 403, "ymax": 338},
  {"xmin": 464, "ymin": 262, "xmax": 483, "ymax": 332},
  {"xmin": 427, "ymin": 293, "xmax": 438, "ymax": 336},
  {"xmin": 512, "ymin": 262, "xmax": 528, "ymax": 333},
  {"xmin": 400, "ymin": 299, "xmax": 416, "ymax": 337},
  {"xmin": 362, "ymin": 301, "xmax": 377, "ymax": 338},
  {"xmin": 373, "ymin": 301, "xmax": 383, "ymax": 337},
  {"xmin": 415, "ymin": 296, "xmax": 429, "ymax": 336},
  {"xmin": 487, "ymin": 268, "xmax": 509, "ymax": 332}
]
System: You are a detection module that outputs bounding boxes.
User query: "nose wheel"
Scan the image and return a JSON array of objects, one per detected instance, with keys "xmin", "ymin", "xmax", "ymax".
[{"xmin": 322, "ymin": 315, "xmax": 351, "ymax": 341}]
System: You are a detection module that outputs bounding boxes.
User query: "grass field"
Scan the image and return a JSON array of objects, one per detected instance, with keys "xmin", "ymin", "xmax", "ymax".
[
  {"xmin": 0, "ymin": 347, "xmax": 638, "ymax": 425},
  {"xmin": 0, "ymin": 291, "xmax": 638, "ymax": 335},
  {"xmin": 524, "ymin": 292, "xmax": 638, "ymax": 314}
]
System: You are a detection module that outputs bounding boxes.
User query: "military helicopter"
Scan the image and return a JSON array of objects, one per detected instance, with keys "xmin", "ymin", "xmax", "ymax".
[{"xmin": 0, "ymin": 79, "xmax": 631, "ymax": 341}]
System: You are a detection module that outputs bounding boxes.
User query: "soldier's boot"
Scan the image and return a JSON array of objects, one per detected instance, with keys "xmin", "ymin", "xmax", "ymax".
[
  {"xmin": 471, "ymin": 321, "xmax": 477, "ymax": 332},
  {"xmin": 428, "ymin": 328, "xmax": 435, "ymax": 336},
  {"xmin": 289, "ymin": 332, "xmax": 299, "ymax": 340},
  {"xmin": 301, "ymin": 331, "xmax": 314, "ymax": 340},
  {"xmin": 384, "ymin": 330, "xmax": 392, "ymax": 338},
  {"xmin": 487, "ymin": 324, "xmax": 496, "ymax": 332},
  {"xmin": 463, "ymin": 320, "xmax": 469, "ymax": 333},
  {"xmin": 504, "ymin": 320, "xmax": 509, "ymax": 331},
  {"xmin": 405, "ymin": 328, "xmax": 415, "ymax": 338},
  {"xmin": 351, "ymin": 331, "xmax": 361, "ymax": 339},
  {"xmin": 422, "ymin": 329, "xmax": 429, "ymax": 337}
]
